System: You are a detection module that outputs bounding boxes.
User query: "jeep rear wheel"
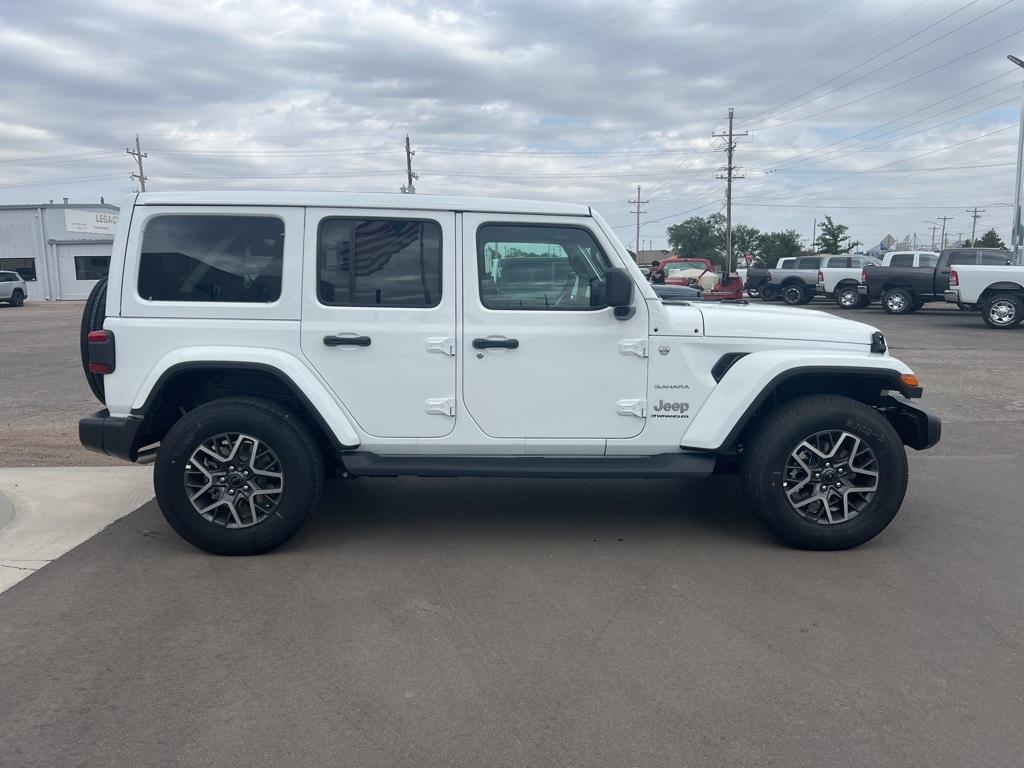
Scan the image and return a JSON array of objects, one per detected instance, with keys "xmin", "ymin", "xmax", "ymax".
[
  {"xmin": 740, "ymin": 394, "xmax": 908, "ymax": 550},
  {"xmin": 154, "ymin": 398, "xmax": 324, "ymax": 555}
]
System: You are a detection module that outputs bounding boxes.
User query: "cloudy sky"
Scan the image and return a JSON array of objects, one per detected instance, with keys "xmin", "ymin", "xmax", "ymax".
[{"xmin": 1, "ymin": 0, "xmax": 1022, "ymax": 251}]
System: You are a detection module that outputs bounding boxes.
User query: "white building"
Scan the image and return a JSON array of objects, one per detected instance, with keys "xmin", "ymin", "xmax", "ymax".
[{"xmin": 0, "ymin": 200, "xmax": 119, "ymax": 300}]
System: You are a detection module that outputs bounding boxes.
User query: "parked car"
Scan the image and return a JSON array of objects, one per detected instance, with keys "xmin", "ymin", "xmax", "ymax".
[
  {"xmin": 659, "ymin": 255, "xmax": 744, "ymax": 301},
  {"xmin": 878, "ymin": 250, "xmax": 939, "ymax": 269},
  {"xmin": 945, "ymin": 263, "xmax": 1024, "ymax": 329},
  {"xmin": 765, "ymin": 256, "xmax": 823, "ymax": 305},
  {"xmin": 652, "ymin": 283, "xmax": 702, "ymax": 302},
  {"xmin": 80, "ymin": 191, "xmax": 939, "ymax": 554},
  {"xmin": 0, "ymin": 270, "xmax": 27, "ymax": 307},
  {"xmin": 860, "ymin": 247, "xmax": 1010, "ymax": 314},
  {"xmin": 816, "ymin": 254, "xmax": 882, "ymax": 309}
]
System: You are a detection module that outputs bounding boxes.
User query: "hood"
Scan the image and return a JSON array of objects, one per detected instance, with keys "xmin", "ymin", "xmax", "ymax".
[{"xmin": 667, "ymin": 302, "xmax": 879, "ymax": 346}]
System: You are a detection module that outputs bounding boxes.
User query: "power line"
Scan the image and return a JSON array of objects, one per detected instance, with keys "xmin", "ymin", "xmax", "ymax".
[
  {"xmin": 713, "ymin": 108, "xmax": 748, "ymax": 272},
  {"xmin": 746, "ymin": 24, "xmax": 1024, "ymax": 133},
  {"xmin": 744, "ymin": 0, "xmax": 1007, "ymax": 129}
]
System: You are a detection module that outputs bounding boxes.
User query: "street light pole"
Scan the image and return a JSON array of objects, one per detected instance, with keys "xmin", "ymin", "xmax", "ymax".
[{"xmin": 1009, "ymin": 55, "xmax": 1024, "ymax": 265}]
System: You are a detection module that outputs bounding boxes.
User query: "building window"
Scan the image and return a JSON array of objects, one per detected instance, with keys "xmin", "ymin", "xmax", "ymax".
[
  {"xmin": 74, "ymin": 255, "xmax": 110, "ymax": 281},
  {"xmin": 0, "ymin": 258, "xmax": 37, "ymax": 281},
  {"xmin": 139, "ymin": 215, "xmax": 284, "ymax": 302},
  {"xmin": 317, "ymin": 218, "xmax": 442, "ymax": 308}
]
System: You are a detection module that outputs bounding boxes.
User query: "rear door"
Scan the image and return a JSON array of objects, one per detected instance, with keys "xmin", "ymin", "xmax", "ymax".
[
  {"xmin": 300, "ymin": 208, "xmax": 457, "ymax": 439},
  {"xmin": 461, "ymin": 214, "xmax": 648, "ymax": 439}
]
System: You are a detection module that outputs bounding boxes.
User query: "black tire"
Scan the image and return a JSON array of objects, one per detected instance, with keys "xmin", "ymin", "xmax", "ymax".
[
  {"xmin": 980, "ymin": 294, "xmax": 1023, "ymax": 329},
  {"xmin": 882, "ymin": 288, "xmax": 914, "ymax": 315},
  {"xmin": 154, "ymin": 397, "xmax": 324, "ymax": 555},
  {"xmin": 857, "ymin": 295, "xmax": 871, "ymax": 308},
  {"xmin": 781, "ymin": 284, "xmax": 806, "ymax": 305},
  {"xmin": 910, "ymin": 301, "xmax": 925, "ymax": 312},
  {"xmin": 759, "ymin": 283, "xmax": 780, "ymax": 302},
  {"xmin": 10, "ymin": 290, "xmax": 25, "ymax": 307},
  {"xmin": 740, "ymin": 394, "xmax": 908, "ymax": 550},
  {"xmin": 797, "ymin": 290, "xmax": 816, "ymax": 305},
  {"xmin": 746, "ymin": 286, "xmax": 761, "ymax": 299},
  {"xmin": 80, "ymin": 277, "xmax": 108, "ymax": 404},
  {"xmin": 834, "ymin": 285, "xmax": 861, "ymax": 309}
]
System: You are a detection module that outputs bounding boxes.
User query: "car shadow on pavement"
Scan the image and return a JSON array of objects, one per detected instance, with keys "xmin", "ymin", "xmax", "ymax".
[{"xmin": 286, "ymin": 474, "xmax": 777, "ymax": 555}]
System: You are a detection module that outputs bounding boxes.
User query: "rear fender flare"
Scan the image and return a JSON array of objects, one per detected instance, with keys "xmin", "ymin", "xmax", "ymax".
[{"xmin": 132, "ymin": 347, "xmax": 361, "ymax": 447}]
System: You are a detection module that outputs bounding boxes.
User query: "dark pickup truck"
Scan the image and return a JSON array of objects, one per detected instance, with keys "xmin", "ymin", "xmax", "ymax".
[{"xmin": 860, "ymin": 247, "xmax": 1012, "ymax": 314}]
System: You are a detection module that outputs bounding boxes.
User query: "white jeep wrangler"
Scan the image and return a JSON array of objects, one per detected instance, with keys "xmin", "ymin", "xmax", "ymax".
[{"xmin": 80, "ymin": 192, "xmax": 940, "ymax": 554}]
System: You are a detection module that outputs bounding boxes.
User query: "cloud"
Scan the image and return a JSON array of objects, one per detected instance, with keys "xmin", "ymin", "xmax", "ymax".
[{"xmin": 0, "ymin": 0, "xmax": 1020, "ymax": 247}]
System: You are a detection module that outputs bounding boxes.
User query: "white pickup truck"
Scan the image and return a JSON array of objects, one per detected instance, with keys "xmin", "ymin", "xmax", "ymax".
[
  {"xmin": 945, "ymin": 263, "xmax": 1024, "ymax": 328},
  {"xmin": 815, "ymin": 254, "xmax": 882, "ymax": 309}
]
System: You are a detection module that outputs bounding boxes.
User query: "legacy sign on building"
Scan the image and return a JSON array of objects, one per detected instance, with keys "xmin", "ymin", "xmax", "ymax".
[{"xmin": 65, "ymin": 210, "xmax": 119, "ymax": 235}]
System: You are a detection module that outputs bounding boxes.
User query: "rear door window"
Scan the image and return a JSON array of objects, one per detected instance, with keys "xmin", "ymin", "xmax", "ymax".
[
  {"xmin": 918, "ymin": 253, "xmax": 938, "ymax": 268},
  {"xmin": 796, "ymin": 257, "xmax": 819, "ymax": 269},
  {"xmin": 827, "ymin": 256, "xmax": 851, "ymax": 268},
  {"xmin": 138, "ymin": 215, "xmax": 285, "ymax": 302},
  {"xmin": 947, "ymin": 249, "xmax": 976, "ymax": 265},
  {"xmin": 979, "ymin": 251, "xmax": 1009, "ymax": 265},
  {"xmin": 888, "ymin": 254, "xmax": 914, "ymax": 267}
]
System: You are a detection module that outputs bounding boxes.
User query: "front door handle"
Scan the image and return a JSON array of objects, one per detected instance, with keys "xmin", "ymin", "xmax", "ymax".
[
  {"xmin": 472, "ymin": 337, "xmax": 519, "ymax": 350},
  {"xmin": 324, "ymin": 334, "xmax": 371, "ymax": 347}
]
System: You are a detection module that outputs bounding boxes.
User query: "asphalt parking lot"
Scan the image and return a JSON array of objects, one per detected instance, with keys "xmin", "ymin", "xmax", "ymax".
[{"xmin": 1, "ymin": 298, "xmax": 1022, "ymax": 767}]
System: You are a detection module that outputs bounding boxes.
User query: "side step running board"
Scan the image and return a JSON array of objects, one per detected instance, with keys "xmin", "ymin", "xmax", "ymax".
[{"xmin": 340, "ymin": 452, "xmax": 716, "ymax": 479}]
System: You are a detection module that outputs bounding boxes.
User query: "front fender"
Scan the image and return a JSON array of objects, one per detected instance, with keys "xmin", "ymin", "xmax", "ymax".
[
  {"xmin": 680, "ymin": 350, "xmax": 914, "ymax": 451},
  {"xmin": 133, "ymin": 347, "xmax": 361, "ymax": 448}
]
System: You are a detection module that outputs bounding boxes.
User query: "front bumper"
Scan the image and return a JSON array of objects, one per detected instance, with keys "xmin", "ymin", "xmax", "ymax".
[
  {"xmin": 943, "ymin": 289, "xmax": 960, "ymax": 303},
  {"xmin": 79, "ymin": 409, "xmax": 144, "ymax": 462},
  {"xmin": 879, "ymin": 396, "xmax": 941, "ymax": 451}
]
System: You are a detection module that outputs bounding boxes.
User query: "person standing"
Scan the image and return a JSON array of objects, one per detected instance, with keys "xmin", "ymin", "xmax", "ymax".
[{"xmin": 649, "ymin": 259, "xmax": 666, "ymax": 285}]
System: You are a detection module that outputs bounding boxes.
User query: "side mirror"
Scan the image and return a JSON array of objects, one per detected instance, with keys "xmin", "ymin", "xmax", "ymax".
[{"xmin": 603, "ymin": 267, "xmax": 635, "ymax": 319}]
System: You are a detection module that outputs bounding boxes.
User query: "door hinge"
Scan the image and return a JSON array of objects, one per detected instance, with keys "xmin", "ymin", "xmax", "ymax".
[
  {"xmin": 618, "ymin": 339, "xmax": 648, "ymax": 358},
  {"xmin": 425, "ymin": 397, "xmax": 455, "ymax": 417},
  {"xmin": 425, "ymin": 337, "xmax": 456, "ymax": 356},
  {"xmin": 617, "ymin": 398, "xmax": 647, "ymax": 418}
]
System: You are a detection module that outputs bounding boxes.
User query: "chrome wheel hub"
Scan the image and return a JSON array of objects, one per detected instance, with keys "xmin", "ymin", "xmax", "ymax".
[
  {"xmin": 989, "ymin": 300, "xmax": 1015, "ymax": 325},
  {"xmin": 840, "ymin": 291, "xmax": 857, "ymax": 307},
  {"xmin": 184, "ymin": 432, "xmax": 284, "ymax": 528},
  {"xmin": 782, "ymin": 430, "xmax": 879, "ymax": 525},
  {"xmin": 887, "ymin": 294, "xmax": 906, "ymax": 311}
]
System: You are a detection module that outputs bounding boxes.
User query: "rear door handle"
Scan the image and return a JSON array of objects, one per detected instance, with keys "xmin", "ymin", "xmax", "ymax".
[
  {"xmin": 472, "ymin": 338, "xmax": 519, "ymax": 349},
  {"xmin": 324, "ymin": 334, "xmax": 371, "ymax": 347}
]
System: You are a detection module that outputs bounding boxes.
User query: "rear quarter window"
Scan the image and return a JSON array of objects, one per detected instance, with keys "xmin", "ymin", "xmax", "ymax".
[{"xmin": 138, "ymin": 215, "xmax": 285, "ymax": 302}]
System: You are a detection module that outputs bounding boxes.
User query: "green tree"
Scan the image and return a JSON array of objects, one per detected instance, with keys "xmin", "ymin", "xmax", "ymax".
[
  {"xmin": 976, "ymin": 228, "xmax": 1006, "ymax": 249},
  {"xmin": 731, "ymin": 224, "xmax": 762, "ymax": 264},
  {"xmin": 753, "ymin": 229, "xmax": 803, "ymax": 267},
  {"xmin": 816, "ymin": 215, "xmax": 857, "ymax": 253},
  {"xmin": 666, "ymin": 213, "xmax": 725, "ymax": 266}
]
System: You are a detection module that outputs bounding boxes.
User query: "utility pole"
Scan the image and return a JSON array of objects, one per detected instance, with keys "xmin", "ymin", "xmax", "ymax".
[
  {"xmin": 126, "ymin": 135, "xmax": 147, "ymax": 192},
  {"xmin": 913, "ymin": 232, "xmax": 918, "ymax": 249},
  {"xmin": 937, "ymin": 215, "xmax": 953, "ymax": 250},
  {"xmin": 1008, "ymin": 55, "xmax": 1024, "ymax": 264},
  {"xmin": 810, "ymin": 218, "xmax": 817, "ymax": 254},
  {"xmin": 713, "ymin": 108, "xmax": 748, "ymax": 273},
  {"xmin": 929, "ymin": 225, "xmax": 938, "ymax": 250},
  {"xmin": 401, "ymin": 134, "xmax": 418, "ymax": 193},
  {"xmin": 628, "ymin": 185, "xmax": 648, "ymax": 261},
  {"xmin": 966, "ymin": 207, "xmax": 985, "ymax": 247}
]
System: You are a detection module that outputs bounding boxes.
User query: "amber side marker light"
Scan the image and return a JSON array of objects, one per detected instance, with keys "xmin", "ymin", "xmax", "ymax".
[{"xmin": 900, "ymin": 373, "xmax": 920, "ymax": 389}]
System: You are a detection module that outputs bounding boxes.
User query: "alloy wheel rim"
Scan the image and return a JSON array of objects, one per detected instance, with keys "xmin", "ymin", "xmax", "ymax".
[
  {"xmin": 184, "ymin": 432, "xmax": 284, "ymax": 528},
  {"xmin": 785, "ymin": 287, "xmax": 802, "ymax": 303},
  {"xmin": 989, "ymin": 300, "xmax": 1015, "ymax": 325},
  {"xmin": 887, "ymin": 294, "xmax": 906, "ymax": 311},
  {"xmin": 840, "ymin": 290, "xmax": 857, "ymax": 307},
  {"xmin": 782, "ymin": 430, "xmax": 879, "ymax": 525}
]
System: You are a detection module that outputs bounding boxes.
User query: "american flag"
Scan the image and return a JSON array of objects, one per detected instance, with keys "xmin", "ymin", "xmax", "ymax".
[{"xmin": 325, "ymin": 219, "xmax": 423, "ymax": 276}]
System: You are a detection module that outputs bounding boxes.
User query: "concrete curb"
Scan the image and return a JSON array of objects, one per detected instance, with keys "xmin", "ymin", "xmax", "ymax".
[{"xmin": 0, "ymin": 466, "xmax": 153, "ymax": 593}]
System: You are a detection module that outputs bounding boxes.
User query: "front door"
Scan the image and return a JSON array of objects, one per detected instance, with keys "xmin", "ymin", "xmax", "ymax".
[
  {"xmin": 301, "ymin": 208, "xmax": 457, "ymax": 438},
  {"xmin": 461, "ymin": 214, "xmax": 649, "ymax": 439}
]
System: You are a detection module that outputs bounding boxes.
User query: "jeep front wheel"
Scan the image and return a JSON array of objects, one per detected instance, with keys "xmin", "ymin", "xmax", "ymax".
[
  {"xmin": 154, "ymin": 398, "xmax": 324, "ymax": 555},
  {"xmin": 740, "ymin": 394, "xmax": 908, "ymax": 550}
]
